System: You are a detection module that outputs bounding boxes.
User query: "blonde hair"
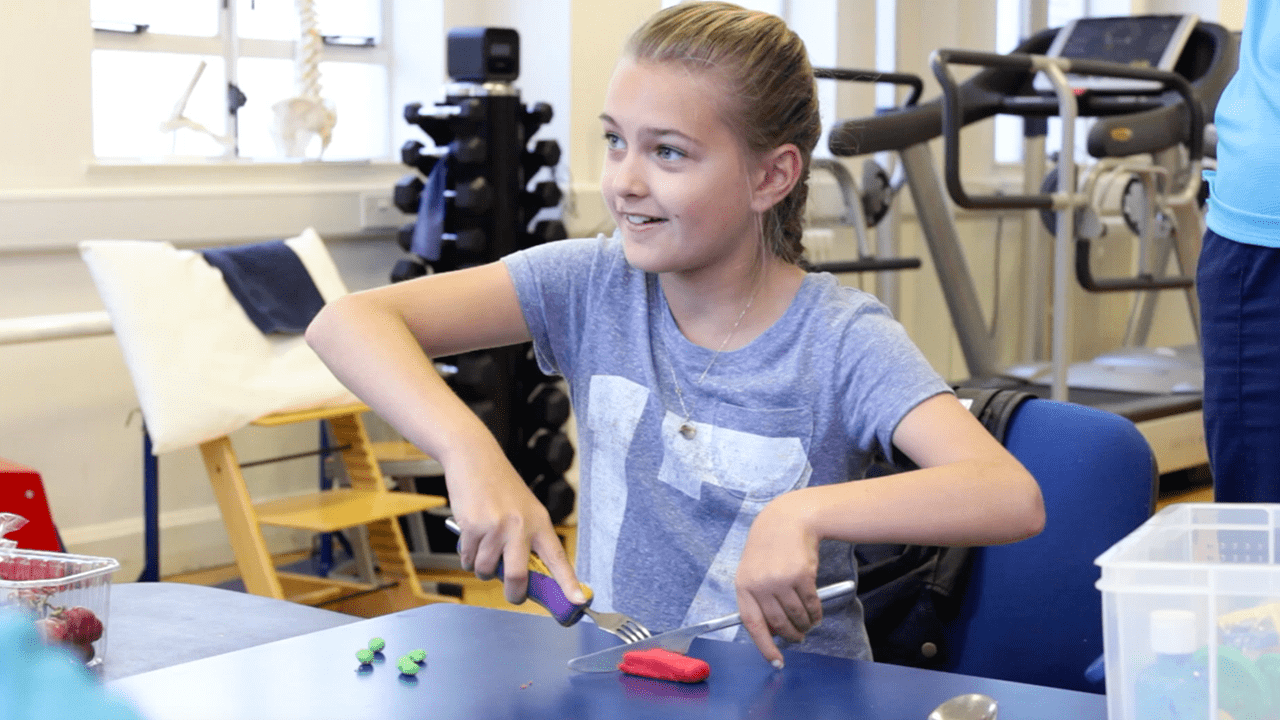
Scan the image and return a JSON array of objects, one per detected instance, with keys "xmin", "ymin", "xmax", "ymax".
[{"xmin": 624, "ymin": 1, "xmax": 820, "ymax": 265}]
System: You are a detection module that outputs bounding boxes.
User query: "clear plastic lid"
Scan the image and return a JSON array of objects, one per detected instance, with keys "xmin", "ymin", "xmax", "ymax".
[{"xmin": 0, "ymin": 513, "xmax": 27, "ymax": 552}]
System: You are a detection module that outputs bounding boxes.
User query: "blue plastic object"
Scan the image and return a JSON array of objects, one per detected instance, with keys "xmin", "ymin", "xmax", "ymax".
[
  {"xmin": 1135, "ymin": 652, "xmax": 1209, "ymax": 720},
  {"xmin": 1084, "ymin": 653, "xmax": 1106, "ymax": 684},
  {"xmin": 0, "ymin": 611, "xmax": 145, "ymax": 720}
]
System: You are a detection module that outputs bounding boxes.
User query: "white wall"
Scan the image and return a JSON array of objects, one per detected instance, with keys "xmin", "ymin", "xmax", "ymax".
[{"xmin": 0, "ymin": 0, "xmax": 1221, "ymax": 580}]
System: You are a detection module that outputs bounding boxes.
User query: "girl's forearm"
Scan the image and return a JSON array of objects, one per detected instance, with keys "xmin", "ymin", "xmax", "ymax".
[
  {"xmin": 305, "ymin": 292, "xmax": 499, "ymax": 470},
  {"xmin": 780, "ymin": 458, "xmax": 1044, "ymax": 548}
]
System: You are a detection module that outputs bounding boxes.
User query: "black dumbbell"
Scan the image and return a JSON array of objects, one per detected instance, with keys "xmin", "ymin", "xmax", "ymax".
[
  {"xmin": 524, "ymin": 429, "xmax": 575, "ymax": 475},
  {"xmin": 438, "ymin": 353, "xmax": 500, "ymax": 399},
  {"xmin": 514, "ymin": 345, "xmax": 548, "ymax": 391},
  {"xmin": 393, "ymin": 174, "xmax": 425, "ymax": 214},
  {"xmin": 396, "ymin": 222, "xmax": 415, "ymax": 253},
  {"xmin": 526, "ymin": 383, "xmax": 570, "ymax": 430},
  {"xmin": 533, "ymin": 139, "xmax": 561, "ymax": 167},
  {"xmin": 401, "ymin": 140, "xmax": 441, "ymax": 175},
  {"xmin": 522, "ymin": 101, "xmax": 554, "ymax": 138},
  {"xmin": 530, "ymin": 474, "xmax": 576, "ymax": 526},
  {"xmin": 404, "ymin": 102, "xmax": 455, "ymax": 146},
  {"xmin": 520, "ymin": 181, "xmax": 562, "ymax": 219},
  {"xmin": 521, "ymin": 139, "xmax": 562, "ymax": 178},
  {"xmin": 453, "ymin": 177, "xmax": 493, "ymax": 213},
  {"xmin": 452, "ymin": 228, "xmax": 486, "ymax": 254},
  {"xmin": 450, "ymin": 136, "xmax": 487, "ymax": 165},
  {"xmin": 528, "ymin": 220, "xmax": 567, "ymax": 246},
  {"xmin": 532, "ymin": 181, "xmax": 563, "ymax": 208},
  {"xmin": 390, "ymin": 257, "xmax": 428, "ymax": 283}
]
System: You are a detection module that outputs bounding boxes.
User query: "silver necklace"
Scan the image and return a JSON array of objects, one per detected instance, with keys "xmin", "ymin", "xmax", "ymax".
[{"xmin": 664, "ymin": 286, "xmax": 759, "ymax": 440}]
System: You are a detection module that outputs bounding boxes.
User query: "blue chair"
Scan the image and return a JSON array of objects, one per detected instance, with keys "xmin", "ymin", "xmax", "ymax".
[{"xmin": 938, "ymin": 399, "xmax": 1157, "ymax": 693}]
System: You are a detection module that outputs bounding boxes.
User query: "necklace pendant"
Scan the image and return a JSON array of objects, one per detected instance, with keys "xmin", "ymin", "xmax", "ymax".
[{"xmin": 678, "ymin": 423, "xmax": 697, "ymax": 440}]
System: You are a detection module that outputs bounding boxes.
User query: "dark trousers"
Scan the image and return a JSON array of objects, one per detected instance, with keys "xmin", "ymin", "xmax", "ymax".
[{"xmin": 1198, "ymin": 228, "xmax": 1280, "ymax": 502}]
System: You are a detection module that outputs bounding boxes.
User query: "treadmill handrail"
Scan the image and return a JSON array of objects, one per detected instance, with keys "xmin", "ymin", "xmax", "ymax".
[
  {"xmin": 828, "ymin": 23, "xmax": 1230, "ymax": 161},
  {"xmin": 809, "ymin": 155, "xmax": 923, "ymax": 274},
  {"xmin": 930, "ymin": 48, "xmax": 1204, "ymax": 212},
  {"xmin": 812, "ymin": 67, "xmax": 925, "ymax": 107},
  {"xmin": 1087, "ymin": 22, "xmax": 1236, "ymax": 159}
]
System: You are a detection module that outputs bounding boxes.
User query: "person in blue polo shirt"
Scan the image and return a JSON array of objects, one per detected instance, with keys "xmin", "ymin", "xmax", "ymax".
[{"xmin": 1199, "ymin": 0, "xmax": 1280, "ymax": 502}]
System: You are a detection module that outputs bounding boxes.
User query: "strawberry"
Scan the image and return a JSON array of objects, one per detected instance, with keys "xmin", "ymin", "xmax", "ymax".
[
  {"xmin": 61, "ymin": 606, "xmax": 103, "ymax": 644},
  {"xmin": 34, "ymin": 617, "xmax": 68, "ymax": 643},
  {"xmin": 74, "ymin": 642, "xmax": 95, "ymax": 663}
]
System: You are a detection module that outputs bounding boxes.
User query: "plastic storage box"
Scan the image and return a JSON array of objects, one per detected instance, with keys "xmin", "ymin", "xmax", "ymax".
[
  {"xmin": 0, "ymin": 547, "xmax": 120, "ymax": 672},
  {"xmin": 1096, "ymin": 503, "xmax": 1280, "ymax": 720}
]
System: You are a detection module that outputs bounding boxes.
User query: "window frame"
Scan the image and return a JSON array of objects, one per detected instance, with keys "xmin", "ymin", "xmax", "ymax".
[{"xmin": 90, "ymin": 0, "xmax": 397, "ymax": 163}]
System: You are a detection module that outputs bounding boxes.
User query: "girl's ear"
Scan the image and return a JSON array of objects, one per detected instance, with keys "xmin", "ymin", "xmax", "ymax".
[{"xmin": 750, "ymin": 143, "xmax": 803, "ymax": 213}]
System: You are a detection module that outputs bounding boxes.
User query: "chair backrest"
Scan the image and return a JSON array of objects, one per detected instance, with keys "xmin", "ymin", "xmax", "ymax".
[
  {"xmin": 79, "ymin": 229, "xmax": 357, "ymax": 454},
  {"xmin": 939, "ymin": 398, "xmax": 1156, "ymax": 693}
]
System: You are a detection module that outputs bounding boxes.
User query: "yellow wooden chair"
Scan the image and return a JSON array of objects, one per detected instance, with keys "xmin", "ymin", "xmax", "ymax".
[
  {"xmin": 199, "ymin": 401, "xmax": 459, "ymax": 610},
  {"xmin": 79, "ymin": 233, "xmax": 459, "ymax": 613}
]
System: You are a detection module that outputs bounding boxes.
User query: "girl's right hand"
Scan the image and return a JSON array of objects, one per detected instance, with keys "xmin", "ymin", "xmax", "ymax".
[
  {"xmin": 444, "ymin": 440, "xmax": 585, "ymax": 607},
  {"xmin": 303, "ymin": 262, "xmax": 584, "ymax": 604}
]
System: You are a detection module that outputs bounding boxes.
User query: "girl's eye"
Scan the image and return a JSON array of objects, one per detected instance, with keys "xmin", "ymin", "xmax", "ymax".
[
  {"xmin": 655, "ymin": 145, "xmax": 685, "ymax": 161},
  {"xmin": 604, "ymin": 132, "xmax": 624, "ymax": 150}
]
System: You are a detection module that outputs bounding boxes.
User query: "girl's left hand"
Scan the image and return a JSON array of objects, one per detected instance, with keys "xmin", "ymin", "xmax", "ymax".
[{"xmin": 735, "ymin": 491, "xmax": 823, "ymax": 668}]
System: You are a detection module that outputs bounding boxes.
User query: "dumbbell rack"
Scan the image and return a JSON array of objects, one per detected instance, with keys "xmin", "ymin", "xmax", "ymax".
[{"xmin": 386, "ymin": 29, "xmax": 577, "ymax": 561}]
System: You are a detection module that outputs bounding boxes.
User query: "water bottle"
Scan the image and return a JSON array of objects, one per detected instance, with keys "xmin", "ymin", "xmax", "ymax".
[{"xmin": 1135, "ymin": 609, "xmax": 1208, "ymax": 720}]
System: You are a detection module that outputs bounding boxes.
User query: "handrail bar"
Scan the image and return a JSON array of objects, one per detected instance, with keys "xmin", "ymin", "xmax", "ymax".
[{"xmin": 0, "ymin": 311, "xmax": 113, "ymax": 346}]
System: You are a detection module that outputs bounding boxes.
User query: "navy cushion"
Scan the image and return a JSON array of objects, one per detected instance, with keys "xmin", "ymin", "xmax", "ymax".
[{"xmin": 202, "ymin": 241, "xmax": 326, "ymax": 334}]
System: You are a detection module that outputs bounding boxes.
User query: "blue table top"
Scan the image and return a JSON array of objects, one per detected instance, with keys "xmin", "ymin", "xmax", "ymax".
[{"xmin": 108, "ymin": 603, "xmax": 1107, "ymax": 720}]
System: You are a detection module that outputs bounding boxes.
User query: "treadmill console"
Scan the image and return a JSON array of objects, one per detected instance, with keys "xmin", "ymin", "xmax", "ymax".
[{"xmin": 1033, "ymin": 14, "xmax": 1198, "ymax": 93}]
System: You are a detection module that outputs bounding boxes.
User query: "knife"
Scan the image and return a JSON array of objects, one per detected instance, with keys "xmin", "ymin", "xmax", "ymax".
[{"xmin": 567, "ymin": 579, "xmax": 858, "ymax": 672}]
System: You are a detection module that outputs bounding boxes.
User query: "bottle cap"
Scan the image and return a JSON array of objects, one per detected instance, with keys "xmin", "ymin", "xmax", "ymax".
[{"xmin": 1150, "ymin": 609, "xmax": 1197, "ymax": 654}]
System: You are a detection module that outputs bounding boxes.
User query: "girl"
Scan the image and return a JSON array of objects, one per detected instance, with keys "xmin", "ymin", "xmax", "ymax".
[{"xmin": 306, "ymin": 1, "xmax": 1044, "ymax": 668}]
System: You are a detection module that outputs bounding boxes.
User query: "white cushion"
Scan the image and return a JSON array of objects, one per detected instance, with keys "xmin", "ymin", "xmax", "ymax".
[{"xmin": 80, "ymin": 228, "xmax": 358, "ymax": 454}]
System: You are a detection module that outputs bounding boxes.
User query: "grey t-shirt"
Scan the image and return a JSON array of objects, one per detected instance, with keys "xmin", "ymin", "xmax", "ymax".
[{"xmin": 503, "ymin": 234, "xmax": 950, "ymax": 660}]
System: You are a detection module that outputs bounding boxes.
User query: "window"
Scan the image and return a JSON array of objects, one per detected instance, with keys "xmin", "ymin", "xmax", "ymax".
[
  {"xmin": 993, "ymin": 0, "xmax": 1132, "ymax": 165},
  {"xmin": 90, "ymin": 0, "xmax": 391, "ymax": 161}
]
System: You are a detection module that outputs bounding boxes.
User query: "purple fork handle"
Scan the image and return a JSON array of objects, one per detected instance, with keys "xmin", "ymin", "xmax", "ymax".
[
  {"xmin": 445, "ymin": 516, "xmax": 592, "ymax": 627},
  {"xmin": 522, "ymin": 561, "xmax": 591, "ymax": 627},
  {"xmin": 497, "ymin": 553, "xmax": 593, "ymax": 627}
]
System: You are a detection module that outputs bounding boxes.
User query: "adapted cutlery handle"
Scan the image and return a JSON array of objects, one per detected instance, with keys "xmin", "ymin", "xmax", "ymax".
[
  {"xmin": 523, "ymin": 551, "xmax": 594, "ymax": 627},
  {"xmin": 444, "ymin": 516, "xmax": 593, "ymax": 627},
  {"xmin": 693, "ymin": 579, "xmax": 859, "ymax": 634}
]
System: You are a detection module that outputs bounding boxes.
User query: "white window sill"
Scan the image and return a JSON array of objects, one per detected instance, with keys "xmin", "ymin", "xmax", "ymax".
[
  {"xmin": 87, "ymin": 156, "xmax": 397, "ymax": 169},
  {"xmin": 80, "ymin": 157, "xmax": 407, "ymax": 190},
  {"xmin": 1, "ymin": 159, "xmax": 417, "ymax": 251}
]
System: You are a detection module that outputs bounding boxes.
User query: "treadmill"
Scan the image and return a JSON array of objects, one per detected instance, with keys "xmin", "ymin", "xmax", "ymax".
[{"xmin": 823, "ymin": 16, "xmax": 1237, "ymax": 477}]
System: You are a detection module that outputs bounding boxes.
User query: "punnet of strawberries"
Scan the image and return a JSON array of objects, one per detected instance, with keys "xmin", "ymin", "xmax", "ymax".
[
  {"xmin": 1, "ymin": 555, "xmax": 107, "ymax": 664},
  {"xmin": 1, "ymin": 516, "xmax": 115, "ymax": 666},
  {"xmin": 35, "ymin": 606, "xmax": 104, "ymax": 662}
]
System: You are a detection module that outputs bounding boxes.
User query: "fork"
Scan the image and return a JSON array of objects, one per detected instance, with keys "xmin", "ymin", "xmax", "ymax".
[
  {"xmin": 569, "ymin": 586, "xmax": 652, "ymax": 644},
  {"xmin": 443, "ymin": 517, "xmax": 652, "ymax": 644}
]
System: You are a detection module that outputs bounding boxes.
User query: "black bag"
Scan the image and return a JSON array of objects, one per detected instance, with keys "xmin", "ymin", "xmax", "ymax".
[{"xmin": 856, "ymin": 387, "xmax": 1036, "ymax": 668}]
